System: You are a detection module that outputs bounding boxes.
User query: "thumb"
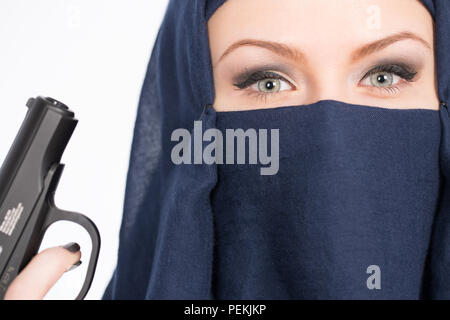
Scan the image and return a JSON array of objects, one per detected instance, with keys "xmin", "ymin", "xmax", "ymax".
[{"xmin": 4, "ymin": 242, "xmax": 82, "ymax": 300}]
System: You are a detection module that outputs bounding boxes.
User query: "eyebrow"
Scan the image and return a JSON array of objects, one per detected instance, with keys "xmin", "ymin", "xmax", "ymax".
[
  {"xmin": 215, "ymin": 32, "xmax": 431, "ymax": 66},
  {"xmin": 350, "ymin": 31, "xmax": 431, "ymax": 62},
  {"xmin": 216, "ymin": 39, "xmax": 306, "ymax": 66}
]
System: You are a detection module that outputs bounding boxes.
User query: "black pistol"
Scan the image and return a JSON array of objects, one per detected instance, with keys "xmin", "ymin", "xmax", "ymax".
[{"xmin": 0, "ymin": 96, "xmax": 100, "ymax": 300}]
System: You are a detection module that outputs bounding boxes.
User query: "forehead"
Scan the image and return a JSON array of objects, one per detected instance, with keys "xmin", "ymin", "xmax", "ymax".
[{"xmin": 208, "ymin": 0, "xmax": 434, "ymax": 60}]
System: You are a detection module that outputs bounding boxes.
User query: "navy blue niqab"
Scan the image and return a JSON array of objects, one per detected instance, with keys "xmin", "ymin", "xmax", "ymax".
[{"xmin": 103, "ymin": 0, "xmax": 450, "ymax": 299}]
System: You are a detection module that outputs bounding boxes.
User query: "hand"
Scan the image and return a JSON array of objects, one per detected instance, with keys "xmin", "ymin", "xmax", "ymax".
[{"xmin": 4, "ymin": 242, "xmax": 82, "ymax": 300}]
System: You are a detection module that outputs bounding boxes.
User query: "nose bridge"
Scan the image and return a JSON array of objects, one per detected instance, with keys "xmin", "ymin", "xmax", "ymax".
[{"xmin": 306, "ymin": 59, "xmax": 349, "ymax": 103}]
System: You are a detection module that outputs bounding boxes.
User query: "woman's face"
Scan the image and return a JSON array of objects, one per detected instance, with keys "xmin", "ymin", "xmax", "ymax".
[{"xmin": 208, "ymin": 0, "xmax": 439, "ymax": 111}]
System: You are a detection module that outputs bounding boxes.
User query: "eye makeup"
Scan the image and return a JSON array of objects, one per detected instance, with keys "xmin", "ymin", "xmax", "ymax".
[
  {"xmin": 359, "ymin": 62, "xmax": 419, "ymax": 83},
  {"xmin": 233, "ymin": 70, "xmax": 293, "ymax": 90},
  {"xmin": 232, "ymin": 64, "xmax": 296, "ymax": 90},
  {"xmin": 357, "ymin": 60, "xmax": 421, "ymax": 96},
  {"xmin": 230, "ymin": 59, "xmax": 421, "ymax": 99}
]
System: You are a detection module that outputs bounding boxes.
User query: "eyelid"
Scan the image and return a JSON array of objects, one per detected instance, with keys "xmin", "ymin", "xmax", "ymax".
[
  {"xmin": 232, "ymin": 63, "xmax": 297, "ymax": 83},
  {"xmin": 233, "ymin": 70, "xmax": 296, "ymax": 90},
  {"xmin": 359, "ymin": 63, "xmax": 418, "ymax": 82}
]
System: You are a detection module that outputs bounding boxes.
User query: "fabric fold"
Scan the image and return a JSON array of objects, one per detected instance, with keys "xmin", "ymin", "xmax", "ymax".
[
  {"xmin": 145, "ymin": 107, "xmax": 218, "ymax": 299},
  {"xmin": 422, "ymin": 102, "xmax": 450, "ymax": 299}
]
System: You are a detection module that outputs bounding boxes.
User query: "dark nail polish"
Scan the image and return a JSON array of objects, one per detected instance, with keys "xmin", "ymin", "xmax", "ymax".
[
  {"xmin": 62, "ymin": 242, "xmax": 80, "ymax": 253},
  {"xmin": 66, "ymin": 261, "xmax": 82, "ymax": 272}
]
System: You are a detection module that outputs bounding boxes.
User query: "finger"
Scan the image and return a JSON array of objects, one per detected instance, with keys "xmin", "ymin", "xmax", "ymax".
[{"xmin": 4, "ymin": 242, "xmax": 82, "ymax": 300}]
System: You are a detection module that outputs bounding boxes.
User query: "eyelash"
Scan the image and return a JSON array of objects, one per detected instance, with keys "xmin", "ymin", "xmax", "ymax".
[
  {"xmin": 233, "ymin": 71, "xmax": 295, "ymax": 102},
  {"xmin": 233, "ymin": 64, "xmax": 418, "ymax": 99},
  {"xmin": 359, "ymin": 63, "xmax": 418, "ymax": 95},
  {"xmin": 234, "ymin": 71, "xmax": 292, "ymax": 89}
]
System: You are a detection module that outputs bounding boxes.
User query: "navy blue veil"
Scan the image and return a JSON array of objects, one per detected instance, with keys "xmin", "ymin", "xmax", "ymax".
[{"xmin": 103, "ymin": 0, "xmax": 450, "ymax": 299}]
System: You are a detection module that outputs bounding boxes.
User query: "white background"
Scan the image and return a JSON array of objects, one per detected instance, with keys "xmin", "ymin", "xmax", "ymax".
[{"xmin": 0, "ymin": 0, "xmax": 169, "ymax": 299}]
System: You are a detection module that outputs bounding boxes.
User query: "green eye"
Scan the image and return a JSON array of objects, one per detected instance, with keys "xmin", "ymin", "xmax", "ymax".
[
  {"xmin": 234, "ymin": 70, "xmax": 294, "ymax": 93},
  {"xmin": 258, "ymin": 79, "xmax": 282, "ymax": 93},
  {"xmin": 369, "ymin": 72, "xmax": 394, "ymax": 87}
]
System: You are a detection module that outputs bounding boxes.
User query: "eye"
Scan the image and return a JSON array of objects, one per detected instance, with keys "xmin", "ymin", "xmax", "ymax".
[
  {"xmin": 233, "ymin": 70, "xmax": 295, "ymax": 94},
  {"xmin": 253, "ymin": 78, "xmax": 292, "ymax": 93},
  {"xmin": 359, "ymin": 63, "xmax": 417, "ymax": 90},
  {"xmin": 366, "ymin": 72, "xmax": 397, "ymax": 87}
]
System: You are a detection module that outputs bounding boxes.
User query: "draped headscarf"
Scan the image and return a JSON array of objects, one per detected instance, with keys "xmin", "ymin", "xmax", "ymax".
[{"xmin": 102, "ymin": 0, "xmax": 450, "ymax": 299}]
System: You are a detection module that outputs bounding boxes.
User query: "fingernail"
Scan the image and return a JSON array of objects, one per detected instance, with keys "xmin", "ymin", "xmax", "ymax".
[
  {"xmin": 62, "ymin": 242, "xmax": 80, "ymax": 253},
  {"xmin": 65, "ymin": 261, "xmax": 82, "ymax": 272}
]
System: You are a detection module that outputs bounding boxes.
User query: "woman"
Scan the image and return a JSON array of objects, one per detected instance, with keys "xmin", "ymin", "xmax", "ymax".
[{"xmin": 5, "ymin": 0, "xmax": 450, "ymax": 299}]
